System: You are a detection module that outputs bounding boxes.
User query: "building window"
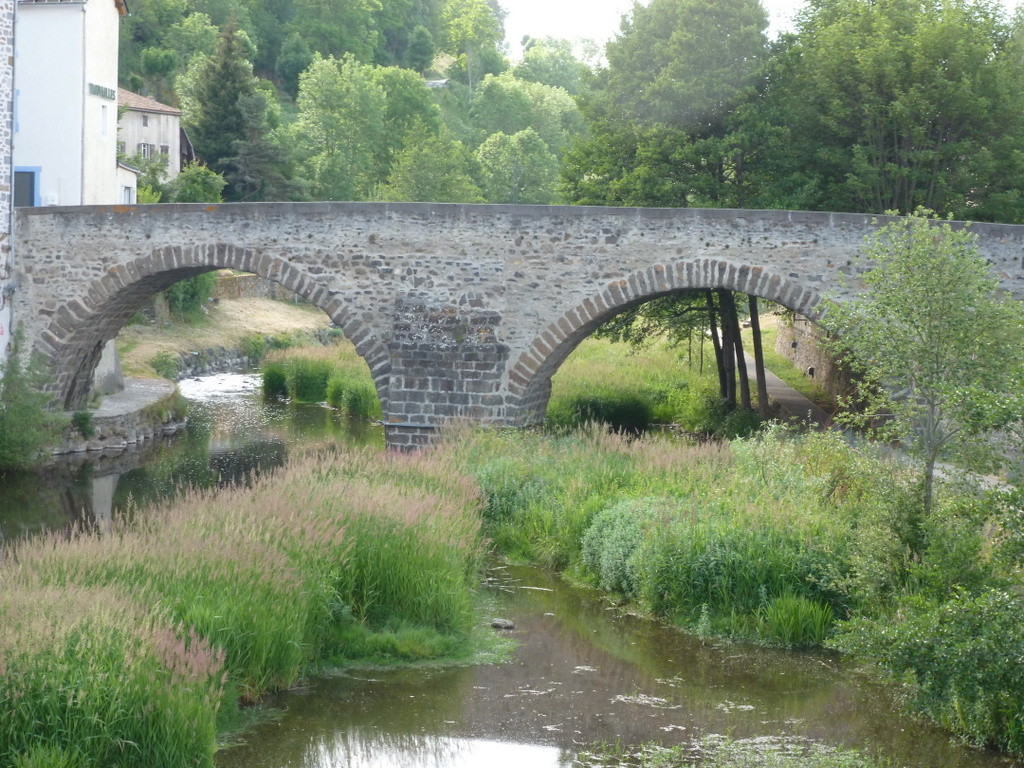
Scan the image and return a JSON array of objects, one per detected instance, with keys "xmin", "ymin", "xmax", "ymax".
[
  {"xmin": 117, "ymin": 141, "xmax": 126, "ymax": 155},
  {"xmin": 141, "ymin": 114, "xmax": 149, "ymax": 127},
  {"xmin": 101, "ymin": 105, "xmax": 108, "ymax": 136},
  {"xmin": 137, "ymin": 143, "xmax": 154, "ymax": 159},
  {"xmin": 121, "ymin": 186, "xmax": 136, "ymax": 205},
  {"xmin": 160, "ymin": 145, "xmax": 170, "ymax": 155}
]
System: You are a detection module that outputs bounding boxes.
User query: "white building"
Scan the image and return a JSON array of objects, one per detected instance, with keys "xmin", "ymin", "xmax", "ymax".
[
  {"xmin": 13, "ymin": 0, "xmax": 131, "ymax": 207},
  {"xmin": 118, "ymin": 88, "xmax": 192, "ymax": 184}
]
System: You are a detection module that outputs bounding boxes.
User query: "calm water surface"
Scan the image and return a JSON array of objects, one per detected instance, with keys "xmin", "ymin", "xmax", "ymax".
[{"xmin": 0, "ymin": 374, "xmax": 1016, "ymax": 768}]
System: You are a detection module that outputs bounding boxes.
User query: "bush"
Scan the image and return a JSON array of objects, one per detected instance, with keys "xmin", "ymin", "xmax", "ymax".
[
  {"xmin": 286, "ymin": 357, "xmax": 334, "ymax": 402},
  {"xmin": 262, "ymin": 361, "xmax": 288, "ymax": 399},
  {"xmin": 149, "ymin": 351, "xmax": 180, "ymax": 379},
  {"xmin": 164, "ymin": 273, "xmax": 217, "ymax": 321},
  {"xmin": 580, "ymin": 497, "xmax": 663, "ymax": 598},
  {"xmin": 0, "ymin": 330, "xmax": 65, "ymax": 470},
  {"xmin": 547, "ymin": 393, "xmax": 653, "ymax": 433},
  {"xmin": 832, "ymin": 590, "xmax": 1024, "ymax": 753},
  {"xmin": 326, "ymin": 372, "xmax": 382, "ymax": 419},
  {"xmin": 71, "ymin": 410, "xmax": 95, "ymax": 439}
]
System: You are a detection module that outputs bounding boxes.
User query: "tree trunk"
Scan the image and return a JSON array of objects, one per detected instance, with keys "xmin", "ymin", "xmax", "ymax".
[
  {"xmin": 705, "ymin": 291, "xmax": 728, "ymax": 399},
  {"xmin": 748, "ymin": 295, "xmax": 770, "ymax": 417},
  {"xmin": 718, "ymin": 290, "xmax": 748, "ymax": 409}
]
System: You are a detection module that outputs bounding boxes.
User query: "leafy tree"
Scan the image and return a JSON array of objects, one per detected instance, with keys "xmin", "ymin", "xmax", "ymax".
[
  {"xmin": 164, "ymin": 13, "xmax": 220, "ymax": 63},
  {"xmin": 475, "ymin": 128, "xmax": 559, "ymax": 204},
  {"xmin": 765, "ymin": 0, "xmax": 1024, "ymax": 220},
  {"xmin": 167, "ymin": 161, "xmax": 227, "ymax": 203},
  {"xmin": 441, "ymin": 0, "xmax": 504, "ymax": 93},
  {"xmin": 405, "ymin": 24, "xmax": 436, "ymax": 72},
  {"xmin": 118, "ymin": 0, "xmax": 188, "ymax": 82},
  {"xmin": 471, "ymin": 73, "xmax": 584, "ymax": 157},
  {"xmin": 138, "ymin": 47, "xmax": 179, "ymax": 102},
  {"xmin": 286, "ymin": 0, "xmax": 383, "ymax": 62},
  {"xmin": 371, "ymin": 65, "xmax": 443, "ymax": 168},
  {"xmin": 377, "ymin": 123, "xmax": 483, "ymax": 202},
  {"xmin": 826, "ymin": 211, "xmax": 1024, "ymax": 517},
  {"xmin": 603, "ymin": 0, "xmax": 768, "ymax": 130},
  {"xmin": 277, "ymin": 32, "xmax": 316, "ymax": 97},
  {"xmin": 185, "ymin": 27, "xmax": 259, "ymax": 178},
  {"xmin": 513, "ymin": 37, "xmax": 589, "ymax": 95},
  {"xmin": 0, "ymin": 329, "xmax": 65, "ymax": 471},
  {"xmin": 291, "ymin": 55, "xmax": 388, "ymax": 200}
]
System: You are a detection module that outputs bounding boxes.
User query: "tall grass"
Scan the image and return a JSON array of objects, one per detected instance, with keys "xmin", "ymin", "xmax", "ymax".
[
  {"xmin": 262, "ymin": 345, "xmax": 382, "ymax": 419},
  {"xmin": 2, "ymin": 448, "xmax": 483, "ymax": 766},
  {"xmin": 446, "ymin": 425, "xmax": 909, "ymax": 643}
]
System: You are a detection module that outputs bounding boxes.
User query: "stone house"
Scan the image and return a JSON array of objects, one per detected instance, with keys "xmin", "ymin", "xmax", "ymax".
[{"xmin": 117, "ymin": 88, "xmax": 194, "ymax": 183}]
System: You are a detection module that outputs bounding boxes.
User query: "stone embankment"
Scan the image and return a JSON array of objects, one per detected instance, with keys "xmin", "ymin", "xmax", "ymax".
[{"xmin": 53, "ymin": 378, "xmax": 186, "ymax": 457}]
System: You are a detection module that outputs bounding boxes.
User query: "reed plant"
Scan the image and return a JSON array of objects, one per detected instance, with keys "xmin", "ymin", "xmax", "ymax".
[
  {"xmin": 261, "ymin": 344, "xmax": 380, "ymax": 415},
  {"xmin": 2, "ymin": 447, "xmax": 484, "ymax": 763}
]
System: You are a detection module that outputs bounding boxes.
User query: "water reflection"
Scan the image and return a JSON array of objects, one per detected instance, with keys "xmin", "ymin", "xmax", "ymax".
[
  {"xmin": 0, "ymin": 373, "xmax": 384, "ymax": 542},
  {"xmin": 217, "ymin": 567, "xmax": 1013, "ymax": 768}
]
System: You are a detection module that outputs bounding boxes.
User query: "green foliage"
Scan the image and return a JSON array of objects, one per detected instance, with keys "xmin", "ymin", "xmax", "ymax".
[
  {"xmin": 261, "ymin": 361, "xmax": 288, "ymax": 399},
  {"xmin": 471, "ymin": 72, "xmax": 584, "ymax": 157},
  {"xmin": 276, "ymin": 31, "xmax": 315, "ymax": 97},
  {"xmin": 165, "ymin": 272, "xmax": 218, "ymax": 320},
  {"xmin": 149, "ymin": 351, "xmax": 180, "ymax": 380},
  {"xmin": 167, "ymin": 161, "xmax": 226, "ymax": 203},
  {"xmin": 826, "ymin": 211, "xmax": 1024, "ymax": 516},
  {"xmin": 441, "ymin": 0, "xmax": 504, "ymax": 92},
  {"xmin": 833, "ymin": 590, "xmax": 1024, "ymax": 753},
  {"xmin": 70, "ymin": 411, "xmax": 95, "ymax": 439},
  {"xmin": 514, "ymin": 37, "xmax": 589, "ymax": 95},
  {"xmin": 475, "ymin": 128, "xmax": 559, "ymax": 204},
  {"xmin": 185, "ymin": 26, "xmax": 258, "ymax": 173},
  {"xmin": 4, "ymin": 450, "xmax": 483, "ymax": 759},
  {"xmin": 768, "ymin": 0, "xmax": 1024, "ymax": 219},
  {"xmin": 405, "ymin": 25, "xmax": 436, "ymax": 73},
  {"xmin": 292, "ymin": 55, "xmax": 388, "ymax": 200},
  {"xmin": 0, "ymin": 331, "xmax": 64, "ymax": 470},
  {"xmin": 326, "ymin": 372, "xmax": 382, "ymax": 419},
  {"xmin": 546, "ymin": 393, "xmax": 653, "ymax": 434},
  {"xmin": 377, "ymin": 123, "xmax": 483, "ymax": 202},
  {"xmin": 136, "ymin": 184, "xmax": 163, "ymax": 204},
  {"xmin": 758, "ymin": 594, "xmax": 834, "ymax": 647},
  {"xmin": 286, "ymin": 357, "xmax": 335, "ymax": 402},
  {"xmin": 580, "ymin": 498, "xmax": 661, "ymax": 598}
]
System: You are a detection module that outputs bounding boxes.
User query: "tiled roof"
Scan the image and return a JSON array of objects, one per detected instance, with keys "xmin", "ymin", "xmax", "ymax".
[
  {"xmin": 118, "ymin": 88, "xmax": 182, "ymax": 117},
  {"xmin": 17, "ymin": 0, "xmax": 128, "ymax": 16}
]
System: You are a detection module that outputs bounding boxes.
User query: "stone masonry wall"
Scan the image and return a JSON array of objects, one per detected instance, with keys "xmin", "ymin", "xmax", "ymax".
[
  {"xmin": 12, "ymin": 203, "xmax": 1024, "ymax": 446},
  {"xmin": 0, "ymin": 1, "xmax": 13, "ymax": 364}
]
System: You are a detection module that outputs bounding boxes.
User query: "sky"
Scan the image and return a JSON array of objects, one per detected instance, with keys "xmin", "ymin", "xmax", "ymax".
[{"xmin": 500, "ymin": 0, "xmax": 1021, "ymax": 58}]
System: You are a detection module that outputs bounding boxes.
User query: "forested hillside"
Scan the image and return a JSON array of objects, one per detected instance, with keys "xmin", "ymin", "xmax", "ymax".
[{"xmin": 120, "ymin": 0, "xmax": 1024, "ymax": 224}]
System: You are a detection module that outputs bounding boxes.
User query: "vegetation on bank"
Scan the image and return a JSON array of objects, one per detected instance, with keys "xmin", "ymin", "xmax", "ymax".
[
  {"xmin": 261, "ymin": 345, "xmax": 382, "ymax": 419},
  {"xmin": 445, "ymin": 424, "xmax": 1024, "ymax": 754},
  {"xmin": 0, "ymin": 330, "xmax": 66, "ymax": 472},
  {"xmin": 0, "ymin": 449, "xmax": 485, "ymax": 767}
]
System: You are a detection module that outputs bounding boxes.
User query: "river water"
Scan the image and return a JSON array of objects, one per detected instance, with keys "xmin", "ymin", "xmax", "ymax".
[{"xmin": 0, "ymin": 374, "xmax": 1016, "ymax": 768}]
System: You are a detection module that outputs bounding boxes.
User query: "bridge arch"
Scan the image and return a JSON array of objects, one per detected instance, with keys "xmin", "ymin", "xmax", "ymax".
[
  {"xmin": 38, "ymin": 243, "xmax": 392, "ymax": 411},
  {"xmin": 506, "ymin": 258, "xmax": 826, "ymax": 426}
]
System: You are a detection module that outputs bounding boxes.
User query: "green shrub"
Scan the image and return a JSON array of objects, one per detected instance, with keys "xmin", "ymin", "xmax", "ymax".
[
  {"xmin": 758, "ymin": 593, "xmax": 834, "ymax": 647},
  {"xmin": 239, "ymin": 334, "xmax": 267, "ymax": 362},
  {"xmin": 0, "ymin": 330, "xmax": 65, "ymax": 470},
  {"xmin": 718, "ymin": 407, "xmax": 762, "ymax": 439},
  {"xmin": 326, "ymin": 373, "xmax": 382, "ymax": 419},
  {"xmin": 10, "ymin": 745, "xmax": 86, "ymax": 768},
  {"xmin": 262, "ymin": 361, "xmax": 289, "ymax": 399},
  {"xmin": 149, "ymin": 351, "xmax": 180, "ymax": 379},
  {"xmin": 832, "ymin": 590, "xmax": 1024, "ymax": 754},
  {"xmin": 286, "ymin": 357, "xmax": 334, "ymax": 402},
  {"xmin": 547, "ymin": 393, "xmax": 653, "ymax": 433},
  {"xmin": 674, "ymin": 380, "xmax": 731, "ymax": 435},
  {"xmin": 164, "ymin": 273, "xmax": 217, "ymax": 321},
  {"xmin": 71, "ymin": 410, "xmax": 95, "ymax": 439},
  {"xmin": 581, "ymin": 497, "xmax": 663, "ymax": 598}
]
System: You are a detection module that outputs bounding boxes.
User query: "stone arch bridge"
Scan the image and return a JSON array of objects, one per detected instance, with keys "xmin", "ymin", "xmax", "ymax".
[{"xmin": 13, "ymin": 202, "xmax": 1024, "ymax": 447}]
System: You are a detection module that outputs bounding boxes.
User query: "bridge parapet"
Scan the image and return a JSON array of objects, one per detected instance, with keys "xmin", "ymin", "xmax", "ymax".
[{"xmin": 12, "ymin": 202, "xmax": 1024, "ymax": 447}]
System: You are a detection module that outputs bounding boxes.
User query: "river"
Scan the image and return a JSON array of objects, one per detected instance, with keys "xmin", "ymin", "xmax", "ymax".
[{"xmin": 0, "ymin": 374, "xmax": 1015, "ymax": 768}]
